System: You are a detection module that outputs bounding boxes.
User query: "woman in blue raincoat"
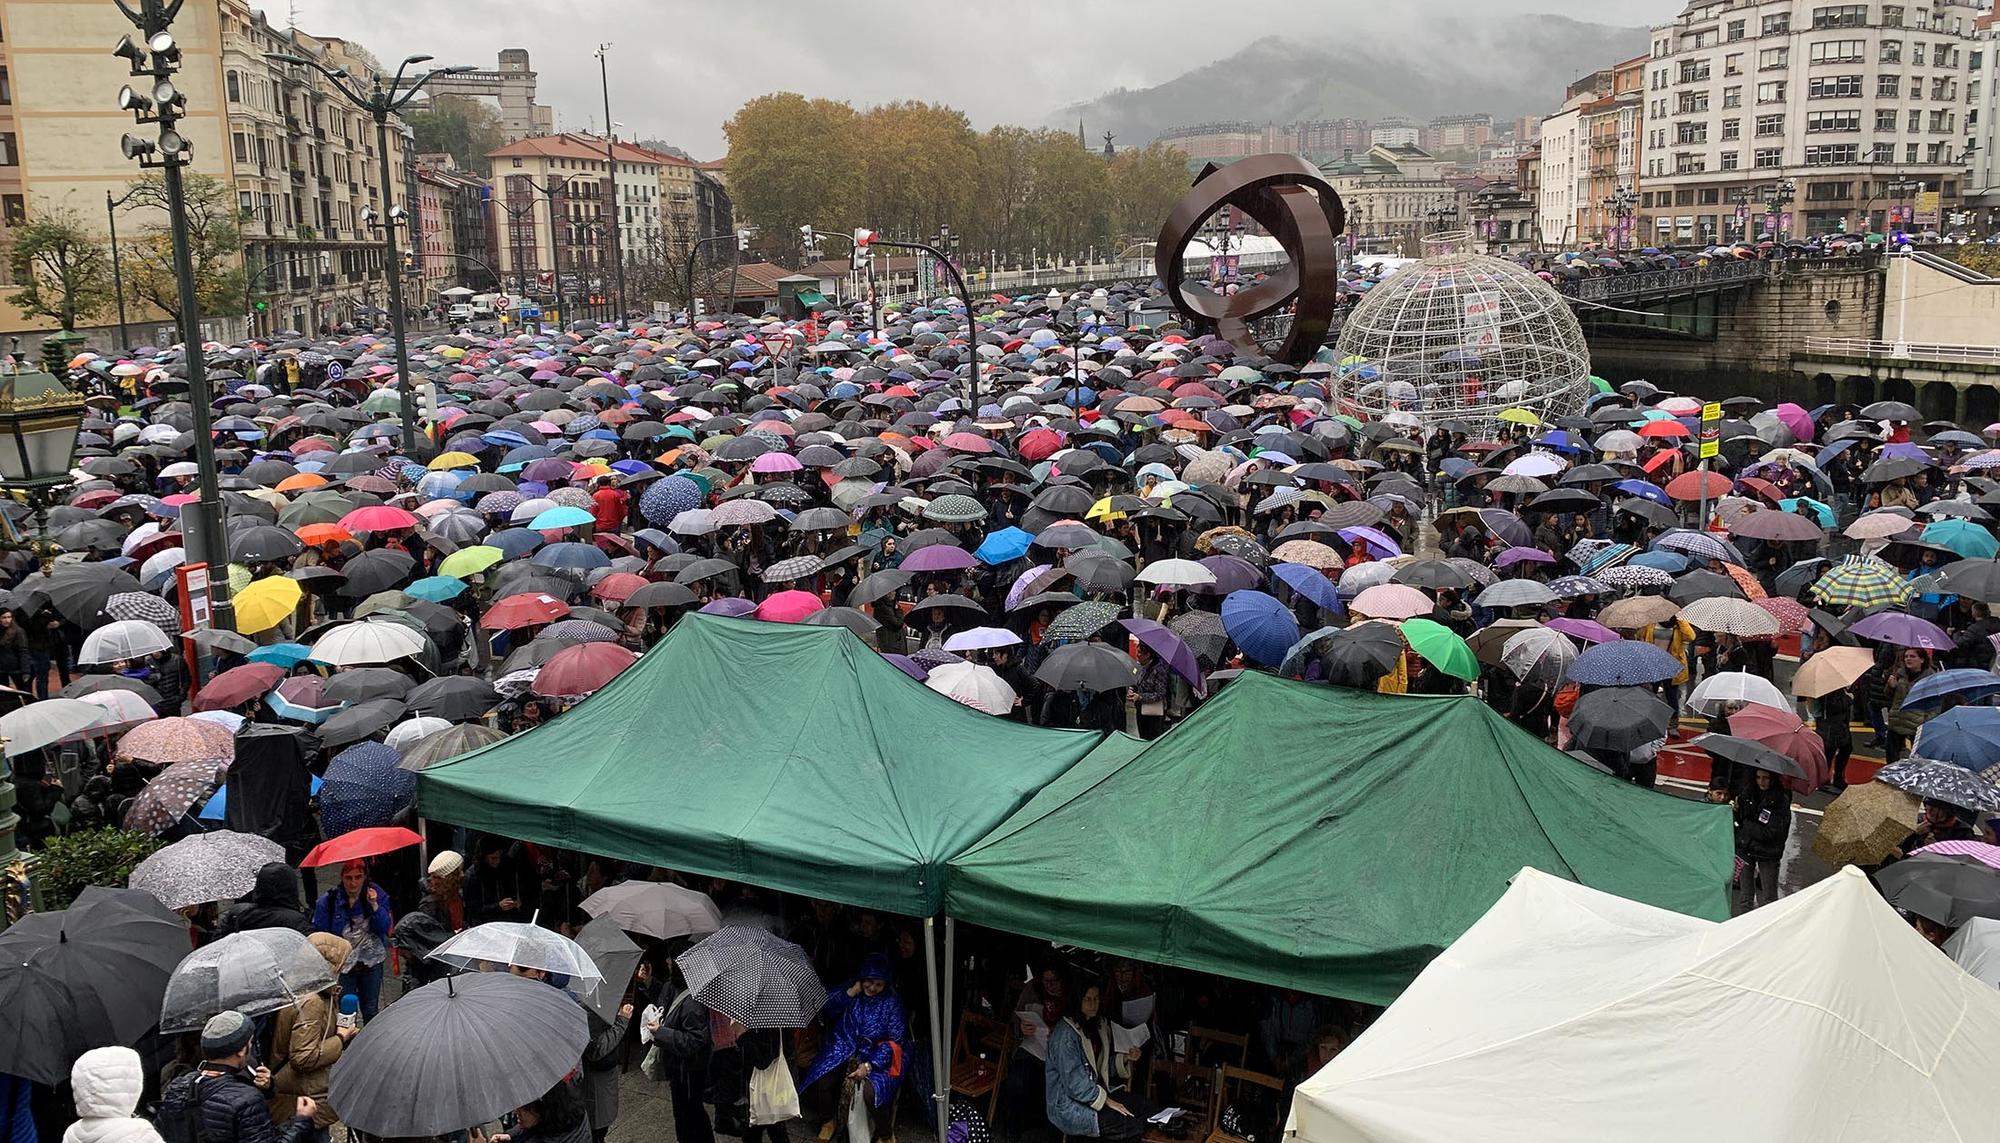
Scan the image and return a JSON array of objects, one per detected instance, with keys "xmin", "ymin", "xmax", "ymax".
[{"xmin": 802, "ymin": 953, "xmax": 908, "ymax": 1141}]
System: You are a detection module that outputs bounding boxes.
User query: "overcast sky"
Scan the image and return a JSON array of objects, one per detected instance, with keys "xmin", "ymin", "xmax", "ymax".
[{"xmin": 288, "ymin": 0, "xmax": 1670, "ymax": 157}]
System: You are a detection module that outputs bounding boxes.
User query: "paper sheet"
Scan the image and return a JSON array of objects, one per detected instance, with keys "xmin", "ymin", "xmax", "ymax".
[
  {"xmin": 1121, "ymin": 995, "xmax": 1156, "ymax": 1025},
  {"xmin": 1112, "ymin": 1021, "xmax": 1151, "ymax": 1053}
]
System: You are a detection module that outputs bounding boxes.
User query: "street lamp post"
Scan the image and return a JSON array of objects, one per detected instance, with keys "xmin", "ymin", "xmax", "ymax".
[
  {"xmin": 268, "ymin": 51, "xmax": 471, "ymax": 458},
  {"xmin": 858, "ymin": 230, "xmax": 980, "ymax": 414},
  {"xmin": 499, "ymin": 198, "xmax": 535, "ymax": 294},
  {"xmin": 1600, "ymin": 182, "xmax": 1637, "ymax": 251},
  {"xmin": 594, "ymin": 44, "xmax": 627, "ymax": 325},
  {"xmin": 103, "ymin": 187, "xmax": 144, "ymax": 354},
  {"xmin": 113, "ymin": 0, "xmax": 228, "ymax": 615},
  {"xmin": 1771, "ymin": 177, "xmax": 1798, "ymax": 242}
]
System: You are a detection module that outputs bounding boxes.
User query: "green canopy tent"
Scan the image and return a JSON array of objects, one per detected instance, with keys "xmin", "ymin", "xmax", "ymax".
[
  {"xmin": 417, "ymin": 614, "xmax": 1105, "ymax": 917},
  {"xmin": 945, "ymin": 671, "xmax": 1734, "ymax": 1006},
  {"xmin": 420, "ymin": 614, "xmax": 1103, "ymax": 1143}
]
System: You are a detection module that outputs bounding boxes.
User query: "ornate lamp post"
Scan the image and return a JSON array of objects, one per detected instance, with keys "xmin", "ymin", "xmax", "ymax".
[{"xmin": 1600, "ymin": 183, "xmax": 1638, "ymax": 250}]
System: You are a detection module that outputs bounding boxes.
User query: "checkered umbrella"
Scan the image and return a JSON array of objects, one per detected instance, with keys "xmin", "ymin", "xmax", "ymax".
[
  {"xmin": 104, "ymin": 591, "xmax": 180, "ymax": 636},
  {"xmin": 763, "ymin": 554, "xmax": 825, "ymax": 583},
  {"xmin": 676, "ymin": 927, "xmax": 826, "ymax": 1029},
  {"xmin": 1810, "ymin": 555, "xmax": 1914, "ymax": 609}
]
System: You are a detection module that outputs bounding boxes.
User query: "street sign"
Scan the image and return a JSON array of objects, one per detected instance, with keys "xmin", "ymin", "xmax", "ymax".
[
  {"xmin": 1698, "ymin": 401, "xmax": 1723, "ymax": 460},
  {"xmin": 496, "ymin": 295, "xmax": 513, "ymax": 310},
  {"xmin": 325, "ymin": 362, "xmax": 345, "ymax": 383}
]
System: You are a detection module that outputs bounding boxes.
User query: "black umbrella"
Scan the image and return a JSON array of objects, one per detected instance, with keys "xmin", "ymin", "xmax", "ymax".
[
  {"xmin": 319, "ymin": 698, "xmax": 408, "ymax": 748},
  {"xmin": 0, "ymin": 886, "xmax": 190, "ymax": 1084},
  {"xmin": 1875, "ymin": 853, "xmax": 2000, "ymax": 927},
  {"xmin": 846, "ymin": 569, "xmax": 912, "ymax": 608},
  {"xmin": 1321, "ymin": 623, "xmax": 1405, "ymax": 688},
  {"xmin": 327, "ymin": 971, "xmax": 590, "ymax": 1137},
  {"xmin": 1567, "ymin": 686, "xmax": 1673, "ymax": 753},
  {"xmin": 26, "ymin": 563, "xmax": 144, "ymax": 626},
  {"xmin": 1668, "ymin": 569, "xmax": 1746, "ymax": 604},
  {"xmin": 1937, "ymin": 558, "xmax": 2000, "ymax": 604},
  {"xmin": 398, "ymin": 722, "xmax": 508, "ymax": 771},
  {"xmin": 1774, "ymin": 557, "xmax": 1832, "ymax": 599},
  {"xmin": 1391, "ymin": 559, "xmax": 1471, "ymax": 591},
  {"xmin": 339, "ymin": 549, "xmax": 418, "ymax": 598},
  {"xmin": 323, "ymin": 667, "xmax": 415, "ymax": 704},
  {"xmin": 1690, "ymin": 732, "xmax": 1807, "ymax": 780},
  {"xmin": 673, "ymin": 558, "xmax": 740, "ymax": 585},
  {"xmin": 230, "ymin": 524, "xmax": 306, "ymax": 563},
  {"xmin": 404, "ymin": 676, "xmax": 500, "ymax": 721},
  {"xmin": 1615, "ymin": 497, "xmax": 1679, "ymax": 529},
  {"xmin": 1035, "ymin": 642, "xmax": 1139, "ymax": 690}
]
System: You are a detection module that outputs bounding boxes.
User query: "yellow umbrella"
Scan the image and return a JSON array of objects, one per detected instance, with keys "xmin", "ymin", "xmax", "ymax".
[
  {"xmin": 428, "ymin": 451, "xmax": 480, "ymax": 471},
  {"xmin": 1084, "ymin": 496, "xmax": 1127, "ymax": 523},
  {"xmin": 234, "ymin": 576, "xmax": 303, "ymax": 634},
  {"xmin": 439, "ymin": 345, "xmax": 466, "ymax": 360},
  {"xmin": 1497, "ymin": 408, "xmax": 1542, "ymax": 426}
]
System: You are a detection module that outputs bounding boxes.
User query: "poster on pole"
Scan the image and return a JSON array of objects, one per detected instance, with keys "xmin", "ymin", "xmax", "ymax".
[
  {"xmin": 1699, "ymin": 402, "xmax": 1723, "ymax": 459},
  {"xmin": 1461, "ymin": 291, "xmax": 1502, "ymax": 351},
  {"xmin": 176, "ymin": 563, "xmax": 213, "ymax": 699}
]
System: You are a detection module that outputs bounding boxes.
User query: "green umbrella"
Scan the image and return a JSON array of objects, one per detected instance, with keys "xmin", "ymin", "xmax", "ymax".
[
  {"xmin": 1401, "ymin": 617, "xmax": 1478, "ymax": 682},
  {"xmin": 1589, "ymin": 375, "xmax": 1614, "ymax": 394}
]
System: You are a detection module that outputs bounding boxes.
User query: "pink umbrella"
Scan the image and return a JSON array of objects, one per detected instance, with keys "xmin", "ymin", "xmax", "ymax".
[
  {"xmin": 1546, "ymin": 616, "xmax": 1622, "ymax": 644},
  {"xmin": 1350, "ymin": 583, "xmax": 1433, "ymax": 620},
  {"xmin": 1914, "ymin": 839, "xmax": 2000, "ymax": 869},
  {"xmin": 755, "ymin": 589, "xmax": 824, "ymax": 623},
  {"xmin": 1772, "ymin": 402, "xmax": 1815, "ymax": 443},
  {"xmin": 340, "ymin": 505, "xmax": 421, "ymax": 532},
  {"xmin": 749, "ymin": 452, "xmax": 803, "ymax": 474},
  {"xmin": 1729, "ymin": 702, "xmax": 1830, "ymax": 793}
]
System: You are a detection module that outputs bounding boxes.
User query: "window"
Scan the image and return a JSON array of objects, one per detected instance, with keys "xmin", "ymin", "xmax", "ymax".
[
  {"xmin": 1760, "ymin": 46, "xmax": 1790, "ymax": 69},
  {"xmin": 1807, "ymin": 110, "xmax": 1862, "ymax": 131},
  {"xmin": 1878, "ymin": 74, "xmax": 1901, "ymax": 97},
  {"xmin": 1723, "ymin": 85, "xmax": 1743, "ymax": 107},
  {"xmin": 1754, "ymin": 147, "xmax": 1784, "ymax": 167},
  {"xmin": 1699, "ymin": 187, "xmax": 1721, "ymax": 204},
  {"xmin": 1929, "ymin": 109, "xmax": 1953, "ymax": 132},
  {"xmin": 1678, "ymin": 90, "xmax": 1711, "ymax": 113},
  {"xmin": 1756, "ymin": 113, "xmax": 1786, "ymax": 136},
  {"xmin": 1927, "ymin": 141, "xmax": 1949, "ymax": 162},
  {"xmin": 1721, "ymin": 150, "xmax": 1741, "ymax": 169},
  {"xmin": 0, "ymin": 133, "xmax": 15, "ymax": 166},
  {"xmin": 1, "ymin": 196, "xmax": 22, "ymax": 226},
  {"xmin": 1762, "ymin": 12, "xmax": 1790, "ymax": 34},
  {"xmin": 1726, "ymin": 52, "xmax": 1744, "ymax": 74},
  {"xmin": 1676, "ymin": 121, "xmax": 1709, "ymax": 144},
  {"xmin": 1676, "ymin": 189, "xmax": 1697, "ymax": 206},
  {"xmin": 1881, "ymin": 39, "xmax": 1902, "ymax": 62},
  {"xmin": 1728, "ymin": 19, "xmax": 1746, "ymax": 39},
  {"xmin": 1912, "ymin": 41, "xmax": 1926, "ymax": 65},
  {"xmin": 1805, "ymin": 143, "xmax": 1860, "ymax": 164},
  {"xmin": 226, "ymin": 70, "xmax": 241, "ymax": 103},
  {"xmin": 231, "ymin": 133, "xmax": 247, "ymax": 162},
  {"xmin": 1907, "ymin": 142, "xmax": 1919, "ymax": 162},
  {"xmin": 1758, "ymin": 80, "xmax": 1787, "ymax": 102},
  {"xmin": 1812, "ymin": 4, "xmax": 1868, "ymax": 27},
  {"xmin": 1806, "ymin": 180, "xmax": 1852, "ymax": 199},
  {"xmin": 1872, "ymin": 142, "xmax": 1896, "ymax": 161},
  {"xmin": 1810, "ymin": 40, "xmax": 1866, "ymax": 63},
  {"xmin": 0, "ymin": 68, "xmax": 9, "ymax": 106},
  {"xmin": 238, "ymin": 190, "xmax": 254, "ymax": 214},
  {"xmin": 1679, "ymin": 59, "xmax": 1712, "ymax": 82},
  {"xmin": 1877, "ymin": 108, "xmax": 1899, "ymax": 130},
  {"xmin": 1909, "ymin": 108, "xmax": 1923, "ymax": 130},
  {"xmin": 1722, "ymin": 118, "xmax": 1742, "ymax": 140},
  {"xmin": 1809, "ymin": 74, "xmax": 1864, "ymax": 98},
  {"xmin": 1884, "ymin": 3, "xmax": 1903, "ymax": 24},
  {"xmin": 1930, "ymin": 77, "xmax": 1953, "ymax": 101}
]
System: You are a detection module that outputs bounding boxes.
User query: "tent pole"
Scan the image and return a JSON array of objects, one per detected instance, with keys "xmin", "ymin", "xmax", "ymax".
[
  {"xmin": 924, "ymin": 915, "xmax": 948, "ymax": 1143},
  {"xmin": 942, "ymin": 916, "xmax": 957, "ymax": 1102}
]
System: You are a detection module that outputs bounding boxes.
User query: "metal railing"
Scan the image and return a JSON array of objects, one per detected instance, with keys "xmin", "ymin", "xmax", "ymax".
[
  {"xmin": 877, "ymin": 249, "xmax": 1291, "ymax": 306},
  {"xmin": 1567, "ymin": 258, "xmax": 1768, "ymax": 301},
  {"xmin": 1801, "ymin": 336, "xmax": 2000, "ymax": 364}
]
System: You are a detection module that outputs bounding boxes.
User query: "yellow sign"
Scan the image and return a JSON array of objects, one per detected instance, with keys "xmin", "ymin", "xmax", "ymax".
[
  {"xmin": 1698, "ymin": 402, "xmax": 1723, "ymax": 459},
  {"xmin": 1916, "ymin": 190, "xmax": 1941, "ymax": 225}
]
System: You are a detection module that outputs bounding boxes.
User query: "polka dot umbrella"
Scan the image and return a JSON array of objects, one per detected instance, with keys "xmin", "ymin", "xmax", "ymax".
[
  {"xmin": 640, "ymin": 475, "xmax": 705, "ymax": 527},
  {"xmin": 122, "ymin": 759, "xmax": 225, "ymax": 837}
]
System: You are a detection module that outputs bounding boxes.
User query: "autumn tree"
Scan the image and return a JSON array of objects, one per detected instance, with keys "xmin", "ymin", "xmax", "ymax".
[
  {"xmin": 1023, "ymin": 134, "xmax": 1110, "ymax": 262},
  {"xmin": 1109, "ymin": 143, "xmax": 1195, "ymax": 252},
  {"xmin": 5, "ymin": 208, "xmax": 112, "ymax": 330},
  {"xmin": 723, "ymin": 93, "xmax": 859, "ymax": 258},
  {"xmin": 407, "ymin": 95, "xmax": 507, "ymax": 177},
  {"xmin": 850, "ymin": 101, "xmax": 979, "ymax": 242},
  {"xmin": 123, "ymin": 174, "xmax": 245, "ymax": 318}
]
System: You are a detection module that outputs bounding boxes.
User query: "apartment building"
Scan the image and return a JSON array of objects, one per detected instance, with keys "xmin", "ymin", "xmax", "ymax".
[
  {"xmin": 487, "ymin": 133, "xmax": 664, "ymax": 298},
  {"xmin": 1321, "ymin": 144, "xmax": 1468, "ymax": 256},
  {"xmin": 1969, "ymin": 9, "xmax": 1998, "ymax": 219},
  {"xmin": 1636, "ymin": 0, "xmax": 1980, "ymax": 243}
]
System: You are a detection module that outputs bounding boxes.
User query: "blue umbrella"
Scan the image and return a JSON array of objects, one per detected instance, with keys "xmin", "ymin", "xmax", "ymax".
[
  {"xmin": 640, "ymin": 475, "xmax": 705, "ymax": 528},
  {"xmin": 1902, "ymin": 668, "xmax": 2000, "ymax": 711},
  {"xmin": 529, "ymin": 505, "xmax": 597, "ymax": 531},
  {"xmin": 1270, "ymin": 562, "xmax": 1344, "ymax": 613},
  {"xmin": 1921, "ymin": 519, "xmax": 2000, "ymax": 560},
  {"xmin": 1779, "ymin": 497, "xmax": 1837, "ymax": 528},
  {"xmin": 246, "ymin": 643, "xmax": 312, "ymax": 668},
  {"xmin": 532, "ymin": 542, "xmax": 611, "ymax": 572},
  {"xmin": 1566, "ymin": 639, "xmax": 1685, "ymax": 686},
  {"xmin": 199, "ymin": 775, "xmax": 322, "ymax": 821},
  {"xmin": 1611, "ymin": 479, "xmax": 1671, "ymax": 506},
  {"xmin": 487, "ymin": 529, "xmax": 546, "ymax": 559},
  {"xmin": 1913, "ymin": 708, "xmax": 2000, "ymax": 771},
  {"xmin": 318, "ymin": 742, "xmax": 417, "ymax": 838},
  {"xmin": 1629, "ymin": 549, "xmax": 1690, "ymax": 574},
  {"xmin": 975, "ymin": 527, "xmax": 1033, "ymax": 565},
  {"xmin": 406, "ymin": 576, "xmax": 468, "ymax": 602},
  {"xmin": 1220, "ymin": 590, "xmax": 1301, "ymax": 667}
]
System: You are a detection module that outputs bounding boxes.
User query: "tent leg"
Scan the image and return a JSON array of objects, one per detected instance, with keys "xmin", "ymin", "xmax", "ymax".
[
  {"xmin": 925, "ymin": 915, "xmax": 948, "ymax": 1143},
  {"xmin": 942, "ymin": 918, "xmax": 957, "ymax": 1128},
  {"xmin": 416, "ymin": 815, "xmax": 430, "ymax": 874}
]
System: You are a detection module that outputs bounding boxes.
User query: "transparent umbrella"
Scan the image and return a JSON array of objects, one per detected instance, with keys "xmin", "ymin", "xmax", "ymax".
[
  {"xmin": 160, "ymin": 928, "xmax": 335, "ymax": 1033},
  {"xmin": 425, "ymin": 921, "xmax": 605, "ymax": 995}
]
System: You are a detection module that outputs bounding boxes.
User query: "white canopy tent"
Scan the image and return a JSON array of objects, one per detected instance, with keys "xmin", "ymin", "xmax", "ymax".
[{"xmin": 1286, "ymin": 866, "xmax": 2000, "ymax": 1143}]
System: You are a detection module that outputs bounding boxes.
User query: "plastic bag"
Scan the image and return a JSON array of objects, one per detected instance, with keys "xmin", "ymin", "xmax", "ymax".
[{"xmin": 749, "ymin": 1057, "xmax": 800, "ymax": 1126}]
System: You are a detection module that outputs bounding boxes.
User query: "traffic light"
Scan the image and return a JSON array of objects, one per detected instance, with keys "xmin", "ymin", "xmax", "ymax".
[
  {"xmin": 416, "ymin": 381, "xmax": 438, "ymax": 422},
  {"xmin": 254, "ymin": 300, "xmax": 268, "ymax": 313},
  {"xmin": 736, "ymin": 228, "xmax": 751, "ymax": 252}
]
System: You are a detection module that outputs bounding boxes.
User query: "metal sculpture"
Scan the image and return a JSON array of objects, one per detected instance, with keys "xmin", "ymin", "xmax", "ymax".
[{"xmin": 1154, "ymin": 154, "xmax": 1346, "ymax": 365}]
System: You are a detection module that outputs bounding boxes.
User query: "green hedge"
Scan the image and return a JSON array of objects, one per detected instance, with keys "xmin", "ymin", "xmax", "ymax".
[{"xmin": 32, "ymin": 828, "xmax": 161, "ymax": 911}]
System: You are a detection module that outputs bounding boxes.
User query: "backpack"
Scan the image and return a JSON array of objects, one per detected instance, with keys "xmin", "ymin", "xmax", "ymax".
[{"xmin": 157, "ymin": 1071, "xmax": 212, "ymax": 1143}]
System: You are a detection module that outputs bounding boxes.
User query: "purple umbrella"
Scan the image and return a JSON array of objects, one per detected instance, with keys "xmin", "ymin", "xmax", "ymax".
[
  {"xmin": 1546, "ymin": 616, "xmax": 1622, "ymax": 644},
  {"xmin": 698, "ymin": 597, "xmax": 757, "ymax": 617},
  {"xmin": 522, "ymin": 457, "xmax": 575, "ymax": 483},
  {"xmin": 1119, "ymin": 617, "xmax": 1205, "ymax": 692},
  {"xmin": 1495, "ymin": 546, "xmax": 1557, "ymax": 569},
  {"xmin": 1193, "ymin": 554, "xmax": 1262, "ymax": 595},
  {"xmin": 942, "ymin": 626, "xmax": 1022, "ymax": 652},
  {"xmin": 1337, "ymin": 525, "xmax": 1403, "ymax": 557},
  {"xmin": 1849, "ymin": 610, "xmax": 1953, "ymax": 651},
  {"xmin": 883, "ymin": 653, "xmax": 929, "ymax": 681},
  {"xmin": 899, "ymin": 544, "xmax": 978, "ymax": 573},
  {"xmin": 1006, "ymin": 564, "xmax": 1059, "ymax": 611},
  {"xmin": 1878, "ymin": 442, "xmax": 1930, "ymax": 462}
]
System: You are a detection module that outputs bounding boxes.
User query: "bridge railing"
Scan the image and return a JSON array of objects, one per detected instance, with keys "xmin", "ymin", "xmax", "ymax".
[
  {"xmin": 1802, "ymin": 336, "xmax": 2000, "ymax": 365},
  {"xmin": 1565, "ymin": 258, "xmax": 1768, "ymax": 301},
  {"xmin": 878, "ymin": 249, "xmax": 1291, "ymax": 306}
]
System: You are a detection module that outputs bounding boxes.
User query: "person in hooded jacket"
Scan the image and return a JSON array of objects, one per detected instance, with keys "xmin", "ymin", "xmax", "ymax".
[
  {"xmin": 214, "ymin": 864, "xmax": 312, "ymax": 938},
  {"xmin": 64, "ymin": 1047, "xmax": 164, "ymax": 1143},
  {"xmin": 266, "ymin": 933, "xmax": 357, "ymax": 1139},
  {"xmin": 800, "ymin": 953, "xmax": 907, "ymax": 1142}
]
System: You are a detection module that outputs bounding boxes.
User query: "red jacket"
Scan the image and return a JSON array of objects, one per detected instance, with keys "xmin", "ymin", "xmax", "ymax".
[{"xmin": 591, "ymin": 486, "xmax": 629, "ymax": 533}]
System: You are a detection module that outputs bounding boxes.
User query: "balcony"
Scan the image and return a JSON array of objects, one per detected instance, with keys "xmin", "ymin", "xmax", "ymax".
[{"xmin": 290, "ymin": 169, "xmax": 305, "ymax": 184}]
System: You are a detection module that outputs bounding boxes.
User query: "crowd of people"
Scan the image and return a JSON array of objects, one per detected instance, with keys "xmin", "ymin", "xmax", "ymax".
[{"xmin": 4, "ymin": 278, "xmax": 2000, "ymax": 1143}]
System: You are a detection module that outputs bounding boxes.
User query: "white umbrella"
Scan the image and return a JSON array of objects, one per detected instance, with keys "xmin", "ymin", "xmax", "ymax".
[
  {"xmin": 160, "ymin": 927, "xmax": 335, "ymax": 1033},
  {"xmin": 942, "ymin": 626, "xmax": 1022, "ymax": 653},
  {"xmin": 924, "ymin": 660, "xmax": 1017, "ymax": 715},
  {"xmin": 427, "ymin": 921, "xmax": 605, "ymax": 996},
  {"xmin": 384, "ymin": 716, "xmax": 452, "ymax": 750},
  {"xmin": 1687, "ymin": 670, "xmax": 1788, "ymax": 717},
  {"xmin": 78, "ymin": 619, "xmax": 174, "ymax": 665},
  {"xmin": 309, "ymin": 619, "xmax": 426, "ymax": 666},
  {"xmin": 74, "ymin": 688, "xmax": 156, "ymax": 734},
  {"xmin": 0, "ymin": 698, "xmax": 108, "ymax": 757},
  {"xmin": 580, "ymin": 881, "xmax": 723, "ymax": 941},
  {"xmin": 1134, "ymin": 558, "xmax": 1218, "ymax": 587}
]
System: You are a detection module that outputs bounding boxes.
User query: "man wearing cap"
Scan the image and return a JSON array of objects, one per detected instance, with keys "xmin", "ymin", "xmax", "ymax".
[{"xmin": 159, "ymin": 1012, "xmax": 313, "ymax": 1143}]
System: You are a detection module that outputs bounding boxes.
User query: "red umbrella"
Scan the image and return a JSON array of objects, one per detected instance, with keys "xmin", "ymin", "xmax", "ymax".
[
  {"xmin": 481, "ymin": 592, "xmax": 572, "ymax": 630},
  {"xmin": 1016, "ymin": 428, "xmax": 1065, "ymax": 461},
  {"xmin": 1755, "ymin": 596, "xmax": 1809, "ymax": 636},
  {"xmin": 301, "ymin": 825, "xmax": 424, "ymax": 868},
  {"xmin": 591, "ymin": 572, "xmax": 650, "ymax": 604},
  {"xmin": 1638, "ymin": 420, "xmax": 1690, "ymax": 438},
  {"xmin": 532, "ymin": 643, "xmax": 638, "ymax": 698},
  {"xmin": 339, "ymin": 505, "xmax": 421, "ymax": 532},
  {"xmin": 1729, "ymin": 702, "xmax": 1830, "ymax": 793},
  {"xmin": 1736, "ymin": 476, "xmax": 1785, "ymax": 504},
  {"xmin": 1663, "ymin": 470, "xmax": 1731, "ymax": 502},
  {"xmin": 191, "ymin": 662, "xmax": 287, "ymax": 712},
  {"xmin": 755, "ymin": 589, "xmax": 824, "ymax": 623}
]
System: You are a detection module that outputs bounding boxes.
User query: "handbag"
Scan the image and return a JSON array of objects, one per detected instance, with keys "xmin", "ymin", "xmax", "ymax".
[{"xmin": 748, "ymin": 1056, "xmax": 800, "ymax": 1126}]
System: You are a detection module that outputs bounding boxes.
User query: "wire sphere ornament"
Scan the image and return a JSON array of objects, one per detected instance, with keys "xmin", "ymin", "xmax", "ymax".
[{"xmin": 1332, "ymin": 236, "xmax": 1593, "ymax": 435}]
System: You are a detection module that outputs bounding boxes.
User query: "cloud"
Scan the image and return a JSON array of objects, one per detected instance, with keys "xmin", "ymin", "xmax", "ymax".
[{"xmin": 287, "ymin": 0, "xmax": 1667, "ymax": 156}]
